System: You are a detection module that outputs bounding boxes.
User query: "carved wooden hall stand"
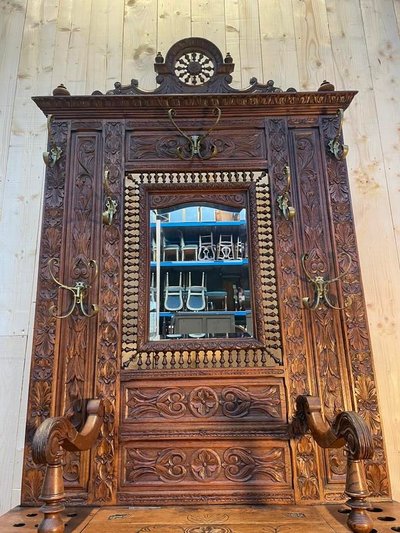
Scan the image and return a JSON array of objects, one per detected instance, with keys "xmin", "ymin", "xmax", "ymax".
[{"xmin": 24, "ymin": 39, "xmax": 388, "ymax": 532}]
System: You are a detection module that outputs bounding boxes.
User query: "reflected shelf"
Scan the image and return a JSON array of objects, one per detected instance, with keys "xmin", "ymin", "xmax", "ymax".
[{"xmin": 150, "ymin": 259, "xmax": 249, "ymax": 268}]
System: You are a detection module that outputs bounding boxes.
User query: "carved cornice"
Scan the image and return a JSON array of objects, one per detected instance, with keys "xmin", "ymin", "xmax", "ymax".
[{"xmin": 32, "ymin": 91, "xmax": 357, "ymax": 119}]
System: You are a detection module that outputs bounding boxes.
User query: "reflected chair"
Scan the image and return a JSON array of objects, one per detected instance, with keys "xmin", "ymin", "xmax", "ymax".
[
  {"xmin": 150, "ymin": 273, "xmax": 157, "ymax": 311},
  {"xmin": 164, "ymin": 272, "xmax": 184, "ymax": 312},
  {"xmin": 206, "ymin": 290, "xmax": 228, "ymax": 311},
  {"xmin": 217, "ymin": 234, "xmax": 235, "ymax": 260},
  {"xmin": 162, "ymin": 234, "xmax": 180, "ymax": 261},
  {"xmin": 235, "ymin": 236, "xmax": 245, "ymax": 260},
  {"xmin": 180, "ymin": 232, "xmax": 198, "ymax": 261},
  {"xmin": 186, "ymin": 272, "xmax": 206, "ymax": 311},
  {"xmin": 198, "ymin": 233, "xmax": 215, "ymax": 261}
]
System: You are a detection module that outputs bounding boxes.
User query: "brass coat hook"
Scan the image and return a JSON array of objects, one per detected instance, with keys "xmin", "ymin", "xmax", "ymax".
[
  {"xmin": 327, "ymin": 108, "xmax": 349, "ymax": 161},
  {"xmin": 48, "ymin": 258, "xmax": 99, "ymax": 319},
  {"xmin": 301, "ymin": 252, "xmax": 352, "ymax": 310},
  {"xmin": 167, "ymin": 107, "xmax": 221, "ymax": 160},
  {"xmin": 42, "ymin": 115, "xmax": 63, "ymax": 167},
  {"xmin": 277, "ymin": 165, "xmax": 296, "ymax": 220},
  {"xmin": 102, "ymin": 169, "xmax": 118, "ymax": 225}
]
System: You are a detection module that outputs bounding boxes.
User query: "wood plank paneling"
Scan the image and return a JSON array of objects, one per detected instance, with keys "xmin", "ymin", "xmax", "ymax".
[
  {"xmin": 122, "ymin": 0, "xmax": 158, "ymax": 90},
  {"xmin": 292, "ymin": 0, "xmax": 335, "ymax": 90},
  {"xmin": 1, "ymin": 0, "xmax": 400, "ymax": 512},
  {"xmin": 258, "ymin": 0, "xmax": 299, "ymax": 90}
]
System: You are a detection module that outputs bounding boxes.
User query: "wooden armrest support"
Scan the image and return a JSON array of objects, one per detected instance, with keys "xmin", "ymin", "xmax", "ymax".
[
  {"xmin": 292, "ymin": 395, "xmax": 374, "ymax": 533},
  {"xmin": 32, "ymin": 399, "xmax": 104, "ymax": 533}
]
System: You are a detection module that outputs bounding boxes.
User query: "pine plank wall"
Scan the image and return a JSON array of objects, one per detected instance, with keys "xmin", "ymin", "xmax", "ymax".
[{"xmin": 0, "ymin": 0, "xmax": 399, "ymax": 514}]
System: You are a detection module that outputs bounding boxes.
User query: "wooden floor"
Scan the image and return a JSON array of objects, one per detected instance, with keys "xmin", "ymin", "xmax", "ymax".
[{"xmin": 2, "ymin": 502, "xmax": 400, "ymax": 532}]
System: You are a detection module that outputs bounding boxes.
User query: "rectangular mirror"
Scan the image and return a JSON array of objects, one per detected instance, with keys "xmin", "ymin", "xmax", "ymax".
[{"xmin": 149, "ymin": 203, "xmax": 252, "ymax": 341}]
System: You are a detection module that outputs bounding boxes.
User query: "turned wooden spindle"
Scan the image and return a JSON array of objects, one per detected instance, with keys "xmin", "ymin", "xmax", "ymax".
[
  {"xmin": 292, "ymin": 395, "xmax": 374, "ymax": 533},
  {"xmin": 32, "ymin": 399, "xmax": 104, "ymax": 533}
]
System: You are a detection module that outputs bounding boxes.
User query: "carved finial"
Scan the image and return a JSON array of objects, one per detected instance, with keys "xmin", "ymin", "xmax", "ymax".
[
  {"xmin": 224, "ymin": 52, "xmax": 233, "ymax": 64},
  {"xmin": 318, "ymin": 80, "xmax": 335, "ymax": 92},
  {"xmin": 155, "ymin": 51, "xmax": 164, "ymax": 63},
  {"xmin": 52, "ymin": 84, "xmax": 70, "ymax": 96}
]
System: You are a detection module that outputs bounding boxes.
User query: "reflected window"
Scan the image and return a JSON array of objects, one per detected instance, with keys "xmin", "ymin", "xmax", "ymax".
[{"xmin": 149, "ymin": 204, "xmax": 252, "ymax": 340}]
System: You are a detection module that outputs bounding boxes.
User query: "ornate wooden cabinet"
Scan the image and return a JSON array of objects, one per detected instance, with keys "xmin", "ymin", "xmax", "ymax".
[{"xmin": 23, "ymin": 38, "xmax": 389, "ymax": 507}]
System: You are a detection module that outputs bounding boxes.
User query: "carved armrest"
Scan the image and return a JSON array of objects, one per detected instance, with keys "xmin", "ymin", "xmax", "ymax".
[
  {"xmin": 292, "ymin": 395, "xmax": 374, "ymax": 533},
  {"xmin": 32, "ymin": 399, "xmax": 104, "ymax": 533}
]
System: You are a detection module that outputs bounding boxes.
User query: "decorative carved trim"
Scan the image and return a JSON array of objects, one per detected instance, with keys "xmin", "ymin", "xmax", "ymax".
[
  {"xmin": 33, "ymin": 92, "xmax": 357, "ymax": 118},
  {"xmin": 123, "ymin": 383, "xmax": 284, "ymax": 422},
  {"xmin": 126, "ymin": 132, "xmax": 265, "ymax": 162},
  {"xmin": 122, "ymin": 444, "xmax": 290, "ymax": 486},
  {"xmin": 22, "ymin": 120, "xmax": 69, "ymax": 505},
  {"xmin": 122, "ymin": 171, "xmax": 282, "ymax": 369},
  {"xmin": 321, "ymin": 116, "xmax": 389, "ymax": 499},
  {"xmin": 266, "ymin": 118, "xmax": 322, "ymax": 502},
  {"xmin": 92, "ymin": 121, "xmax": 124, "ymax": 504}
]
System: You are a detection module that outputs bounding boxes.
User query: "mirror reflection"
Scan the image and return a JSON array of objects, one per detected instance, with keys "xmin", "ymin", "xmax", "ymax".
[{"xmin": 149, "ymin": 203, "xmax": 253, "ymax": 340}]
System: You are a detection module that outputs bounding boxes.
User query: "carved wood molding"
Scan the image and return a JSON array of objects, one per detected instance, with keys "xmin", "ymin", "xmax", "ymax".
[
  {"xmin": 266, "ymin": 118, "xmax": 322, "ymax": 502},
  {"xmin": 321, "ymin": 116, "xmax": 389, "ymax": 499},
  {"xmin": 22, "ymin": 120, "xmax": 69, "ymax": 505}
]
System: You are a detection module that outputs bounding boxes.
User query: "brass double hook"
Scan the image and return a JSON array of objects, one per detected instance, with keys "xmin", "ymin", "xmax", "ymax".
[
  {"xmin": 277, "ymin": 165, "xmax": 296, "ymax": 220},
  {"xmin": 327, "ymin": 109, "xmax": 349, "ymax": 161},
  {"xmin": 167, "ymin": 107, "xmax": 221, "ymax": 160},
  {"xmin": 42, "ymin": 115, "xmax": 63, "ymax": 167},
  {"xmin": 48, "ymin": 258, "xmax": 99, "ymax": 319},
  {"xmin": 102, "ymin": 169, "xmax": 118, "ymax": 225},
  {"xmin": 301, "ymin": 252, "xmax": 352, "ymax": 310}
]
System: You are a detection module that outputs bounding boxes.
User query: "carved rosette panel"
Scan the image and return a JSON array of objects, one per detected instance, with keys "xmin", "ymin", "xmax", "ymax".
[
  {"xmin": 92, "ymin": 121, "xmax": 124, "ymax": 504},
  {"xmin": 122, "ymin": 382, "xmax": 284, "ymax": 424},
  {"xmin": 122, "ymin": 443, "xmax": 290, "ymax": 487},
  {"xmin": 322, "ymin": 116, "xmax": 389, "ymax": 497},
  {"xmin": 126, "ymin": 131, "xmax": 265, "ymax": 161},
  {"xmin": 122, "ymin": 170, "xmax": 282, "ymax": 370},
  {"xmin": 22, "ymin": 120, "xmax": 69, "ymax": 504},
  {"xmin": 57, "ymin": 132, "xmax": 102, "ymax": 492},
  {"xmin": 265, "ymin": 118, "xmax": 321, "ymax": 502},
  {"xmin": 290, "ymin": 127, "xmax": 350, "ymax": 489}
]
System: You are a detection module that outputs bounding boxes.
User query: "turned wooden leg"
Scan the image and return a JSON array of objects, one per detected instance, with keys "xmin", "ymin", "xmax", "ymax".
[
  {"xmin": 38, "ymin": 463, "xmax": 65, "ymax": 533},
  {"xmin": 345, "ymin": 459, "xmax": 373, "ymax": 533}
]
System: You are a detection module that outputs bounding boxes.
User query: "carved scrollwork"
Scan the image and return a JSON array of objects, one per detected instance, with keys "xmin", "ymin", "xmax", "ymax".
[{"xmin": 221, "ymin": 386, "xmax": 281, "ymax": 418}]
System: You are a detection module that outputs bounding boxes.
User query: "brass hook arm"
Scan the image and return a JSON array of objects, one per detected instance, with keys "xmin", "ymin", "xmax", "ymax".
[
  {"xmin": 301, "ymin": 252, "xmax": 351, "ymax": 311},
  {"xmin": 277, "ymin": 165, "xmax": 296, "ymax": 220},
  {"xmin": 327, "ymin": 108, "xmax": 349, "ymax": 161},
  {"xmin": 48, "ymin": 258, "xmax": 99, "ymax": 319}
]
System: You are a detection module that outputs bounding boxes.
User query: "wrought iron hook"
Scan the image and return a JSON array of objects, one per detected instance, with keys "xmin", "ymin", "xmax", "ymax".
[
  {"xmin": 48, "ymin": 258, "xmax": 99, "ymax": 319},
  {"xmin": 167, "ymin": 107, "xmax": 221, "ymax": 160},
  {"xmin": 301, "ymin": 252, "xmax": 352, "ymax": 310}
]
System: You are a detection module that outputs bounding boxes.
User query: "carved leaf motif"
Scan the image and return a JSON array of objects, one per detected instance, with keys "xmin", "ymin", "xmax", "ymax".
[
  {"xmin": 221, "ymin": 386, "xmax": 281, "ymax": 418},
  {"xmin": 156, "ymin": 449, "xmax": 188, "ymax": 482},
  {"xmin": 127, "ymin": 388, "xmax": 187, "ymax": 418},
  {"xmin": 366, "ymin": 463, "xmax": 389, "ymax": 497},
  {"xmin": 354, "ymin": 375, "xmax": 381, "ymax": 434},
  {"xmin": 223, "ymin": 447, "xmax": 286, "ymax": 483}
]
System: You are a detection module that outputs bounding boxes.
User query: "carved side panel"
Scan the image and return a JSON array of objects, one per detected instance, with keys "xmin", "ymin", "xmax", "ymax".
[
  {"xmin": 289, "ymin": 127, "xmax": 351, "ymax": 493},
  {"xmin": 22, "ymin": 121, "xmax": 69, "ymax": 504},
  {"xmin": 126, "ymin": 131, "xmax": 265, "ymax": 162},
  {"xmin": 56, "ymin": 132, "xmax": 102, "ymax": 496},
  {"xmin": 91, "ymin": 121, "xmax": 124, "ymax": 504},
  {"xmin": 122, "ymin": 378, "xmax": 286, "ymax": 427},
  {"xmin": 266, "ymin": 118, "xmax": 322, "ymax": 502},
  {"xmin": 322, "ymin": 116, "xmax": 389, "ymax": 498},
  {"xmin": 119, "ymin": 440, "xmax": 293, "ymax": 505}
]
